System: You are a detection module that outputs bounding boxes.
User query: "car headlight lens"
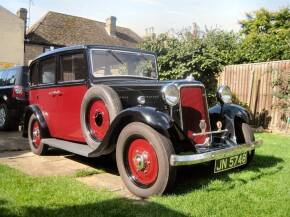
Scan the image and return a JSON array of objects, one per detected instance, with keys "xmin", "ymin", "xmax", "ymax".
[
  {"xmin": 217, "ymin": 85, "xmax": 232, "ymax": 104},
  {"xmin": 162, "ymin": 84, "xmax": 180, "ymax": 106}
]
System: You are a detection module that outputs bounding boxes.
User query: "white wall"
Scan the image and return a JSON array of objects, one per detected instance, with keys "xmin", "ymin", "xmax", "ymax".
[{"xmin": 0, "ymin": 6, "xmax": 24, "ymax": 69}]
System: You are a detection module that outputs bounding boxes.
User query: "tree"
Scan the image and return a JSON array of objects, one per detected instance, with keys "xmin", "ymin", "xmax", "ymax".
[
  {"xmin": 239, "ymin": 7, "xmax": 290, "ymax": 62},
  {"xmin": 139, "ymin": 29, "xmax": 239, "ymax": 104}
]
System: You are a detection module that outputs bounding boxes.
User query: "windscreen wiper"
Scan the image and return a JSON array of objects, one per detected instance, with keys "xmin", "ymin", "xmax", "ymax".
[{"xmin": 106, "ymin": 50, "xmax": 124, "ymax": 65}]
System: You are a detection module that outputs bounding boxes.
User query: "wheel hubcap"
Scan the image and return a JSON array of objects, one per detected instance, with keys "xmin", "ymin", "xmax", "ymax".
[
  {"xmin": 32, "ymin": 122, "xmax": 41, "ymax": 147},
  {"xmin": 0, "ymin": 108, "xmax": 6, "ymax": 127},
  {"xmin": 127, "ymin": 139, "xmax": 158, "ymax": 186},
  {"xmin": 88, "ymin": 100, "xmax": 110, "ymax": 140},
  {"xmin": 134, "ymin": 152, "xmax": 148, "ymax": 171}
]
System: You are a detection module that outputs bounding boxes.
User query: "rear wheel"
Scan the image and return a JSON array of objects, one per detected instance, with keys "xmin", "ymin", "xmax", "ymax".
[
  {"xmin": 116, "ymin": 122, "xmax": 176, "ymax": 198},
  {"xmin": 28, "ymin": 114, "xmax": 48, "ymax": 155},
  {"xmin": 0, "ymin": 103, "xmax": 12, "ymax": 130}
]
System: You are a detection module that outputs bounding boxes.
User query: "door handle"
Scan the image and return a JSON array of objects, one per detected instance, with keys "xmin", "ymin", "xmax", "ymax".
[{"xmin": 48, "ymin": 90, "xmax": 63, "ymax": 96}]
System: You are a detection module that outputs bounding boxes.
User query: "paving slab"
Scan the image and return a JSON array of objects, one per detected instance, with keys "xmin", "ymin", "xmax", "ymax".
[
  {"xmin": 0, "ymin": 131, "xmax": 29, "ymax": 152},
  {"xmin": 0, "ymin": 150, "xmax": 134, "ymax": 198},
  {"xmin": 0, "ymin": 151, "xmax": 91, "ymax": 176},
  {"xmin": 77, "ymin": 173, "xmax": 136, "ymax": 199}
]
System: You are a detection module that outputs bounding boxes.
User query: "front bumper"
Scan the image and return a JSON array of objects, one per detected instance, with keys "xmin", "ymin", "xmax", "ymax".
[{"xmin": 170, "ymin": 141, "xmax": 262, "ymax": 166}]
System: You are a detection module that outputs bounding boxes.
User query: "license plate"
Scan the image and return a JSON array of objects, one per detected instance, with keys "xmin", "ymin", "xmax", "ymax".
[{"xmin": 214, "ymin": 152, "xmax": 247, "ymax": 173}]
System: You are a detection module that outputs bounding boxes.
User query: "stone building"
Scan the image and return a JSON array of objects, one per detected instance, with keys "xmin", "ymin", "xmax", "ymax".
[
  {"xmin": 24, "ymin": 11, "xmax": 142, "ymax": 65},
  {"xmin": 0, "ymin": 6, "xmax": 25, "ymax": 69}
]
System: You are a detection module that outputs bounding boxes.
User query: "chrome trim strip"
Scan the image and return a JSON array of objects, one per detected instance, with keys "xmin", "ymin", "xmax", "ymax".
[
  {"xmin": 192, "ymin": 129, "xmax": 228, "ymax": 136},
  {"xmin": 170, "ymin": 141, "xmax": 262, "ymax": 166}
]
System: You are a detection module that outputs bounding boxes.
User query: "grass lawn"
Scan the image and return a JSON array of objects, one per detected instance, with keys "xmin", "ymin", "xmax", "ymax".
[{"xmin": 0, "ymin": 133, "xmax": 289, "ymax": 217}]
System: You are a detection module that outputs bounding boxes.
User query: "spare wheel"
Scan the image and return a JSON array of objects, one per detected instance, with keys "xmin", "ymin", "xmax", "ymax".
[{"xmin": 80, "ymin": 85, "xmax": 122, "ymax": 149}]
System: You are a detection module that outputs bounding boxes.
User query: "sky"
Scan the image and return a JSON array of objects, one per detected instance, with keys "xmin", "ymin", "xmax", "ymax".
[{"xmin": 0, "ymin": 0, "xmax": 289, "ymax": 36}]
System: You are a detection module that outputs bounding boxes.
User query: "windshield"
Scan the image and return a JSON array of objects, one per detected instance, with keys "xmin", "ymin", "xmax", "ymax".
[{"xmin": 91, "ymin": 49, "xmax": 157, "ymax": 79}]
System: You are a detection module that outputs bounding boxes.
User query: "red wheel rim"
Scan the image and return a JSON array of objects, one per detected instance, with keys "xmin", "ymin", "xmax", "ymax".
[
  {"xmin": 88, "ymin": 100, "xmax": 110, "ymax": 140},
  {"xmin": 127, "ymin": 138, "xmax": 158, "ymax": 186},
  {"xmin": 32, "ymin": 121, "xmax": 41, "ymax": 148}
]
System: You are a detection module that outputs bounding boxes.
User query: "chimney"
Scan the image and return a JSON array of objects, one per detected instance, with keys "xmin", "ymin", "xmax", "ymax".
[
  {"xmin": 106, "ymin": 16, "xmax": 117, "ymax": 37},
  {"xmin": 17, "ymin": 8, "xmax": 28, "ymax": 31}
]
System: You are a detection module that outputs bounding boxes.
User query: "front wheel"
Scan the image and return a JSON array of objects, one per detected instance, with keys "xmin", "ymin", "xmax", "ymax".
[
  {"xmin": 28, "ymin": 114, "xmax": 48, "ymax": 155},
  {"xmin": 116, "ymin": 122, "xmax": 176, "ymax": 198},
  {"xmin": 240, "ymin": 123, "xmax": 255, "ymax": 168}
]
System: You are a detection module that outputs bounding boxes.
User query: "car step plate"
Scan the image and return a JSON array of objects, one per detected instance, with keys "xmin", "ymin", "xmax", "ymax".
[{"xmin": 214, "ymin": 152, "xmax": 247, "ymax": 173}]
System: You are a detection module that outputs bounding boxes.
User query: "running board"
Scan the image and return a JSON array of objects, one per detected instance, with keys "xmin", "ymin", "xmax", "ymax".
[{"xmin": 41, "ymin": 138, "xmax": 98, "ymax": 157}]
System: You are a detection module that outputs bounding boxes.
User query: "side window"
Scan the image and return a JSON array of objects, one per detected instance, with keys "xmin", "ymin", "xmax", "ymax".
[
  {"xmin": 6, "ymin": 70, "xmax": 17, "ymax": 85},
  {"xmin": 0, "ymin": 70, "xmax": 6, "ymax": 86},
  {"xmin": 59, "ymin": 53, "xmax": 86, "ymax": 82},
  {"xmin": 40, "ymin": 57, "xmax": 56, "ymax": 84},
  {"xmin": 30, "ymin": 63, "xmax": 39, "ymax": 86}
]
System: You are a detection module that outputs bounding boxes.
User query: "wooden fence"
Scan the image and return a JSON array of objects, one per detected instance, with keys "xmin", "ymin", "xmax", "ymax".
[{"xmin": 218, "ymin": 60, "xmax": 290, "ymax": 130}]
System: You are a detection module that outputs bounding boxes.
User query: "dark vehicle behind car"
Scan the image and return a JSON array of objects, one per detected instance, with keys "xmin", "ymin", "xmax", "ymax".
[{"xmin": 0, "ymin": 66, "xmax": 29, "ymax": 130}]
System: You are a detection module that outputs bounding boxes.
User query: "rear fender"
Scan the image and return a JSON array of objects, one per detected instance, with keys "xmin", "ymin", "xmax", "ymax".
[{"xmin": 22, "ymin": 105, "xmax": 50, "ymax": 138}]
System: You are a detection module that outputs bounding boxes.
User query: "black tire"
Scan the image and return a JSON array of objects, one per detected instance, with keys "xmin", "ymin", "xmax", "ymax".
[
  {"xmin": 240, "ymin": 123, "xmax": 255, "ymax": 168},
  {"xmin": 116, "ymin": 122, "xmax": 176, "ymax": 198},
  {"xmin": 0, "ymin": 103, "xmax": 12, "ymax": 130},
  {"xmin": 28, "ymin": 114, "xmax": 48, "ymax": 155},
  {"xmin": 80, "ymin": 85, "xmax": 122, "ymax": 148},
  {"xmin": 242, "ymin": 123, "xmax": 255, "ymax": 144}
]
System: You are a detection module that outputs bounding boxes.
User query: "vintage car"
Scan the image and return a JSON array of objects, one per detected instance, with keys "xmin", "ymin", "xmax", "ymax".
[{"xmin": 23, "ymin": 45, "xmax": 261, "ymax": 198}]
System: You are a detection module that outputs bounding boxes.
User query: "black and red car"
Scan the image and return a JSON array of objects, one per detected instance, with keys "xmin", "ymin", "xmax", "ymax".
[
  {"xmin": 0, "ymin": 66, "xmax": 29, "ymax": 130},
  {"xmin": 23, "ymin": 45, "xmax": 261, "ymax": 198}
]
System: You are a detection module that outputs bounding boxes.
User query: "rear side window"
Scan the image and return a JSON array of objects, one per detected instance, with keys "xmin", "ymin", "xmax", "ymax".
[
  {"xmin": 30, "ymin": 63, "xmax": 39, "ymax": 86},
  {"xmin": 40, "ymin": 57, "xmax": 56, "ymax": 84},
  {"xmin": 59, "ymin": 53, "xmax": 86, "ymax": 82},
  {"xmin": 0, "ymin": 70, "xmax": 7, "ymax": 86},
  {"xmin": 6, "ymin": 70, "xmax": 17, "ymax": 85}
]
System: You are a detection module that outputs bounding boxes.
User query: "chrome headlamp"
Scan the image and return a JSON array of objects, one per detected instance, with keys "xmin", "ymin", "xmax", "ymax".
[
  {"xmin": 161, "ymin": 84, "xmax": 180, "ymax": 106},
  {"xmin": 216, "ymin": 85, "xmax": 232, "ymax": 104}
]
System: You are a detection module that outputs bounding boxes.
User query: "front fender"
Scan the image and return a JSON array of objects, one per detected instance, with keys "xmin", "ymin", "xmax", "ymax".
[
  {"xmin": 100, "ymin": 106, "xmax": 189, "ymax": 155},
  {"xmin": 209, "ymin": 103, "xmax": 251, "ymax": 144},
  {"xmin": 22, "ymin": 105, "xmax": 50, "ymax": 138},
  {"xmin": 209, "ymin": 103, "xmax": 251, "ymax": 124}
]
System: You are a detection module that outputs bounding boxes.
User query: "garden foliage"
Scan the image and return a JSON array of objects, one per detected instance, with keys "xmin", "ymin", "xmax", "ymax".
[{"xmin": 139, "ymin": 7, "xmax": 290, "ymax": 106}]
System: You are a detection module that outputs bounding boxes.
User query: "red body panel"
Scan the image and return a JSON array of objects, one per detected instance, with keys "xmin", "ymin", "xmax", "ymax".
[
  {"xmin": 180, "ymin": 86, "xmax": 210, "ymax": 144},
  {"xmin": 55, "ymin": 85, "xmax": 87, "ymax": 142},
  {"xmin": 29, "ymin": 87, "xmax": 59, "ymax": 136},
  {"xmin": 30, "ymin": 85, "xmax": 88, "ymax": 142}
]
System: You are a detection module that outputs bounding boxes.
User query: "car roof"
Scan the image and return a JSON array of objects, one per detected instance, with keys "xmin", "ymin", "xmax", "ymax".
[
  {"xmin": 0, "ymin": 66, "xmax": 28, "ymax": 72},
  {"xmin": 34, "ymin": 44, "xmax": 156, "ymax": 61}
]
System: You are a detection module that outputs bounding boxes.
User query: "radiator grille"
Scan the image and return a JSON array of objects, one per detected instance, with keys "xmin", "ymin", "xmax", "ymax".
[{"xmin": 180, "ymin": 86, "xmax": 210, "ymax": 144}]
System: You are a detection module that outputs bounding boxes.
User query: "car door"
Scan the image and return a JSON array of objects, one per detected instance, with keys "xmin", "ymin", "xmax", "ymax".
[
  {"xmin": 33, "ymin": 56, "xmax": 59, "ymax": 137},
  {"xmin": 54, "ymin": 51, "xmax": 88, "ymax": 142}
]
